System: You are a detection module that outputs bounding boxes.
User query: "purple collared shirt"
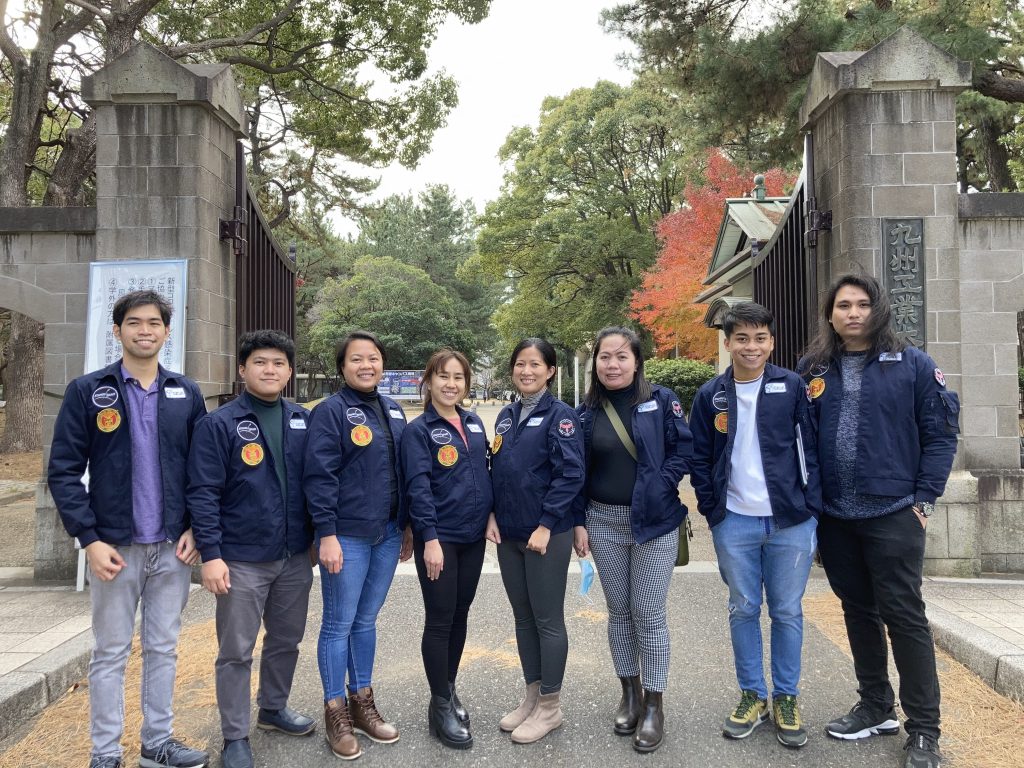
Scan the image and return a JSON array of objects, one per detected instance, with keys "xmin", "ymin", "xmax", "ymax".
[{"xmin": 121, "ymin": 365, "xmax": 166, "ymax": 544}]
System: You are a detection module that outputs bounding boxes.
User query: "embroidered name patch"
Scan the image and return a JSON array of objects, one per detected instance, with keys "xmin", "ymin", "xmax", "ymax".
[
  {"xmin": 764, "ymin": 383, "xmax": 787, "ymax": 394},
  {"xmin": 164, "ymin": 386, "xmax": 186, "ymax": 399},
  {"xmin": 637, "ymin": 400, "xmax": 658, "ymax": 413},
  {"xmin": 526, "ymin": 416, "xmax": 543, "ymax": 427}
]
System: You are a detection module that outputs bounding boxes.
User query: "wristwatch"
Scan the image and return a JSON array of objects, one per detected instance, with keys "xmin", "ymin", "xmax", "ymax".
[{"xmin": 914, "ymin": 502, "xmax": 935, "ymax": 517}]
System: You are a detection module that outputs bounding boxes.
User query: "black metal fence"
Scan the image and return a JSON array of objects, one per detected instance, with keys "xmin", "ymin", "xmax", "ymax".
[{"xmin": 223, "ymin": 142, "xmax": 296, "ymax": 397}]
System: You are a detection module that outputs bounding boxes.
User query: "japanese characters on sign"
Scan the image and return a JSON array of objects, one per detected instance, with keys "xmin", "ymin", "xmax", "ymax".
[
  {"xmin": 85, "ymin": 260, "xmax": 188, "ymax": 374},
  {"xmin": 881, "ymin": 218, "xmax": 925, "ymax": 348}
]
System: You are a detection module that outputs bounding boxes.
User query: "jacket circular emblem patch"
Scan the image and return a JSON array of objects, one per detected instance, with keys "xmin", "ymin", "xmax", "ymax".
[
  {"xmin": 351, "ymin": 425, "xmax": 373, "ymax": 446},
  {"xmin": 492, "ymin": 434, "xmax": 503, "ymax": 454},
  {"xmin": 236, "ymin": 420, "xmax": 260, "ymax": 441},
  {"xmin": 437, "ymin": 445, "xmax": 459, "ymax": 466},
  {"xmin": 714, "ymin": 412, "xmax": 728, "ymax": 434},
  {"xmin": 346, "ymin": 407, "xmax": 366, "ymax": 425},
  {"xmin": 934, "ymin": 368, "xmax": 945, "ymax": 387},
  {"xmin": 241, "ymin": 442, "xmax": 264, "ymax": 466},
  {"xmin": 96, "ymin": 408, "xmax": 121, "ymax": 432},
  {"xmin": 808, "ymin": 378, "xmax": 826, "ymax": 399},
  {"xmin": 712, "ymin": 391, "xmax": 728, "ymax": 411},
  {"xmin": 496, "ymin": 417, "xmax": 513, "ymax": 435},
  {"xmin": 671, "ymin": 400, "xmax": 683, "ymax": 418},
  {"xmin": 430, "ymin": 428, "xmax": 453, "ymax": 445},
  {"xmin": 92, "ymin": 386, "xmax": 119, "ymax": 408},
  {"xmin": 558, "ymin": 419, "xmax": 575, "ymax": 437},
  {"xmin": 809, "ymin": 363, "xmax": 829, "ymax": 377}
]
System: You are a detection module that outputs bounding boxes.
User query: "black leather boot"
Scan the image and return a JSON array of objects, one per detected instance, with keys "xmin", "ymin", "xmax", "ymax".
[
  {"xmin": 633, "ymin": 690, "xmax": 664, "ymax": 753},
  {"xmin": 428, "ymin": 694, "xmax": 473, "ymax": 749},
  {"xmin": 613, "ymin": 676, "xmax": 643, "ymax": 735},
  {"xmin": 449, "ymin": 681, "xmax": 470, "ymax": 725}
]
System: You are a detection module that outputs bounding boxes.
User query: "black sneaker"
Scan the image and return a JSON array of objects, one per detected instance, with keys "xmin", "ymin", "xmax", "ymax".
[
  {"xmin": 903, "ymin": 733, "xmax": 941, "ymax": 768},
  {"xmin": 825, "ymin": 701, "xmax": 900, "ymax": 740},
  {"xmin": 139, "ymin": 738, "xmax": 208, "ymax": 768}
]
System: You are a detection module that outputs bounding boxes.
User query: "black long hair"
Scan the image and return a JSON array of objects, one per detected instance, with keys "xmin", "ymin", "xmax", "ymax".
[
  {"xmin": 583, "ymin": 326, "xmax": 652, "ymax": 408},
  {"xmin": 800, "ymin": 273, "xmax": 904, "ymax": 374}
]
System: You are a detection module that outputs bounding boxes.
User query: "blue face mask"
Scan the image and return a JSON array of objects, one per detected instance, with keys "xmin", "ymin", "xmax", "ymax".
[{"xmin": 579, "ymin": 558, "xmax": 595, "ymax": 596}]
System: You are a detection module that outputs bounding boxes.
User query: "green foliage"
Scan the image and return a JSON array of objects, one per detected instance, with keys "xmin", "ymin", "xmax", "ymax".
[
  {"xmin": 603, "ymin": 0, "xmax": 1024, "ymax": 188},
  {"xmin": 1018, "ymin": 366, "xmax": 1024, "ymax": 391},
  {"xmin": 306, "ymin": 255, "xmax": 474, "ymax": 372},
  {"xmin": 478, "ymin": 80, "xmax": 688, "ymax": 352},
  {"xmin": 644, "ymin": 357, "xmax": 716, "ymax": 412}
]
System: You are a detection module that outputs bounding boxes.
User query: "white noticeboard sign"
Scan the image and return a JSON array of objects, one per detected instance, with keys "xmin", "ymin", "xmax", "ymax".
[{"xmin": 84, "ymin": 260, "xmax": 188, "ymax": 374}]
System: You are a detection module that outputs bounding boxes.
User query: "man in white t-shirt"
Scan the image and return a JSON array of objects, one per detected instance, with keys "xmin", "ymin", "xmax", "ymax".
[{"xmin": 689, "ymin": 302, "xmax": 822, "ymax": 749}]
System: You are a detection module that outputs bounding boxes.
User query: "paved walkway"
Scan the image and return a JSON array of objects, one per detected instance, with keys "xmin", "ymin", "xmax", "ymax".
[{"xmin": 0, "ymin": 559, "xmax": 1022, "ymax": 767}]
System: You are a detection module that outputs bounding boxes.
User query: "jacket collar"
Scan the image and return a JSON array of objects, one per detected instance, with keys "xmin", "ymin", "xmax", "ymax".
[{"xmin": 722, "ymin": 363, "xmax": 787, "ymax": 386}]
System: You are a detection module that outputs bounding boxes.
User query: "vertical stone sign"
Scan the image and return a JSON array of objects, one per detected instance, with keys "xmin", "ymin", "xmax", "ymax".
[{"xmin": 882, "ymin": 218, "xmax": 925, "ymax": 348}]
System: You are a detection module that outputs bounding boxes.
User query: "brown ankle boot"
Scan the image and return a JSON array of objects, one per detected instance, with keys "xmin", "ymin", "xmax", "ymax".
[
  {"xmin": 614, "ymin": 676, "xmax": 643, "ymax": 735},
  {"xmin": 349, "ymin": 686, "xmax": 399, "ymax": 744},
  {"xmin": 632, "ymin": 690, "xmax": 664, "ymax": 753},
  {"xmin": 324, "ymin": 697, "xmax": 362, "ymax": 760},
  {"xmin": 499, "ymin": 681, "xmax": 541, "ymax": 732},
  {"xmin": 510, "ymin": 691, "xmax": 564, "ymax": 744}
]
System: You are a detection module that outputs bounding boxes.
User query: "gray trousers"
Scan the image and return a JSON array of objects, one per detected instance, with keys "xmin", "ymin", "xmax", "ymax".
[
  {"xmin": 215, "ymin": 552, "xmax": 313, "ymax": 740},
  {"xmin": 89, "ymin": 541, "xmax": 192, "ymax": 759},
  {"xmin": 496, "ymin": 529, "xmax": 572, "ymax": 694}
]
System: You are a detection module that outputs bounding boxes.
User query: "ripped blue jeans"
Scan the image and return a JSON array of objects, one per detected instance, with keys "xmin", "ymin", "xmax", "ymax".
[{"xmin": 711, "ymin": 511, "xmax": 817, "ymax": 699}]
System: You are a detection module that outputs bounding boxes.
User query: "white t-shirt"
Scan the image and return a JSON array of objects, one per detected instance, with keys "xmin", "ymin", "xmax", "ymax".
[{"xmin": 725, "ymin": 376, "xmax": 772, "ymax": 517}]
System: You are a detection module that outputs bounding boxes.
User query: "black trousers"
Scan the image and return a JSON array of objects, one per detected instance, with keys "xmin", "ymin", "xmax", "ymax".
[
  {"xmin": 817, "ymin": 508, "xmax": 940, "ymax": 738},
  {"xmin": 414, "ymin": 538, "xmax": 486, "ymax": 698}
]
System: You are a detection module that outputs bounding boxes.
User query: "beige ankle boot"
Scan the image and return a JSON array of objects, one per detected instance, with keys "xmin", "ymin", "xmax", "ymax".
[
  {"xmin": 510, "ymin": 691, "xmax": 563, "ymax": 744},
  {"xmin": 499, "ymin": 681, "xmax": 541, "ymax": 732}
]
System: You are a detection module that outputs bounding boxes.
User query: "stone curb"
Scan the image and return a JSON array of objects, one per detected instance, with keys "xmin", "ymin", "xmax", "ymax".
[
  {"xmin": 0, "ymin": 490, "xmax": 34, "ymax": 506},
  {"xmin": 0, "ymin": 630, "xmax": 92, "ymax": 741},
  {"xmin": 928, "ymin": 603, "xmax": 1024, "ymax": 703}
]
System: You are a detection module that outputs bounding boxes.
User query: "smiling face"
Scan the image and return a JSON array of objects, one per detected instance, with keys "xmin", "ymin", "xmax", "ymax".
[
  {"xmin": 112, "ymin": 303, "xmax": 170, "ymax": 364},
  {"xmin": 595, "ymin": 334, "xmax": 637, "ymax": 391},
  {"xmin": 512, "ymin": 345, "xmax": 555, "ymax": 396},
  {"xmin": 342, "ymin": 339, "xmax": 384, "ymax": 393},
  {"xmin": 724, "ymin": 322, "xmax": 774, "ymax": 380},
  {"xmin": 830, "ymin": 284, "xmax": 873, "ymax": 351},
  {"xmin": 239, "ymin": 347, "xmax": 292, "ymax": 400},
  {"xmin": 427, "ymin": 356, "xmax": 468, "ymax": 411}
]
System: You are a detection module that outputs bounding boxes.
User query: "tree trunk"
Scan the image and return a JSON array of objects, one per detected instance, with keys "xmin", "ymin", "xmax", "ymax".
[
  {"xmin": 977, "ymin": 116, "xmax": 1015, "ymax": 191},
  {"xmin": 0, "ymin": 312, "xmax": 44, "ymax": 452}
]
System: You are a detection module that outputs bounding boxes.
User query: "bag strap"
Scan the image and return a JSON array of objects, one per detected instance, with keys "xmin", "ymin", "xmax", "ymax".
[{"xmin": 601, "ymin": 400, "xmax": 638, "ymax": 462}]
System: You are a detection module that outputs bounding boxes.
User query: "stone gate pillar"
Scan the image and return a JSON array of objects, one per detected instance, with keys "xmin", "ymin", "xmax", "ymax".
[
  {"xmin": 34, "ymin": 43, "xmax": 245, "ymax": 579},
  {"xmin": 798, "ymin": 27, "xmax": 992, "ymax": 576}
]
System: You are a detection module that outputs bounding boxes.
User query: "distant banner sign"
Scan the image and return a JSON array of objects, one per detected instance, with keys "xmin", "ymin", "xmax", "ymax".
[
  {"xmin": 381, "ymin": 370, "xmax": 423, "ymax": 400},
  {"xmin": 85, "ymin": 260, "xmax": 188, "ymax": 374}
]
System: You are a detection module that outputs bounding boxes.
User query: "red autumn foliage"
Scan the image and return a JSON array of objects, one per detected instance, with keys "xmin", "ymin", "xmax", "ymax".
[{"xmin": 631, "ymin": 150, "xmax": 791, "ymax": 359}]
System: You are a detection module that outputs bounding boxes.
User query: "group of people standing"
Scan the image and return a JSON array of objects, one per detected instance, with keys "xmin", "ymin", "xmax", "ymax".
[{"xmin": 48, "ymin": 270, "xmax": 959, "ymax": 768}]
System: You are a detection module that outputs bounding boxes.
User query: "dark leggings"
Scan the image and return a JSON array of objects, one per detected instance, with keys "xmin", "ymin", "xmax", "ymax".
[
  {"xmin": 496, "ymin": 529, "xmax": 572, "ymax": 694},
  {"xmin": 414, "ymin": 537, "xmax": 486, "ymax": 698}
]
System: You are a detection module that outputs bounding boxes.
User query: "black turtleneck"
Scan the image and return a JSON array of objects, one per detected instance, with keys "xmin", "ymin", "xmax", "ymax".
[
  {"xmin": 350, "ymin": 386, "xmax": 399, "ymax": 519},
  {"xmin": 587, "ymin": 385, "xmax": 638, "ymax": 506}
]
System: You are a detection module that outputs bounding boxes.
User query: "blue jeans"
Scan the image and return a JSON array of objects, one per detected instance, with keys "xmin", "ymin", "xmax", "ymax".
[
  {"xmin": 711, "ymin": 511, "xmax": 817, "ymax": 699},
  {"xmin": 317, "ymin": 520, "xmax": 402, "ymax": 701}
]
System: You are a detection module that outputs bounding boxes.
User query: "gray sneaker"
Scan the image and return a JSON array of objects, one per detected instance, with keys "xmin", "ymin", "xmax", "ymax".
[
  {"xmin": 139, "ymin": 738, "xmax": 208, "ymax": 768},
  {"xmin": 89, "ymin": 757, "xmax": 122, "ymax": 768}
]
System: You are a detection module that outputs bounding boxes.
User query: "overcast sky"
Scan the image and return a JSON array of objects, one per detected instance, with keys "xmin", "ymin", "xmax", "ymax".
[{"xmin": 337, "ymin": 0, "xmax": 635, "ymax": 234}]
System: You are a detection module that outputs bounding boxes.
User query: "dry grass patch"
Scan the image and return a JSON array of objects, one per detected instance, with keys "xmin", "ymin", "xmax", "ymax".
[{"xmin": 805, "ymin": 592, "xmax": 1024, "ymax": 768}]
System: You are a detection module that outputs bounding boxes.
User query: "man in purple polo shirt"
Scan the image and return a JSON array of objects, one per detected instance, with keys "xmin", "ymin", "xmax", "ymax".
[{"xmin": 48, "ymin": 290, "xmax": 208, "ymax": 768}]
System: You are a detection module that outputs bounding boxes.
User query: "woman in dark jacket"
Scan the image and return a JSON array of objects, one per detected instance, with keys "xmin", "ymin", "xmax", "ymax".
[
  {"xmin": 400, "ymin": 349, "xmax": 492, "ymax": 750},
  {"xmin": 486, "ymin": 338, "xmax": 585, "ymax": 744},
  {"xmin": 574, "ymin": 326, "xmax": 693, "ymax": 753},
  {"xmin": 303, "ymin": 331, "xmax": 411, "ymax": 761}
]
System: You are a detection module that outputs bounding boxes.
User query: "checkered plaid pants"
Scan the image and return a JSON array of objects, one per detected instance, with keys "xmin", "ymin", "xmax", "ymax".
[{"xmin": 586, "ymin": 500, "xmax": 677, "ymax": 692}]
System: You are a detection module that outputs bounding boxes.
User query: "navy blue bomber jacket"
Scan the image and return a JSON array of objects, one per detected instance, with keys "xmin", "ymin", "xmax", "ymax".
[
  {"xmin": 573, "ymin": 384, "xmax": 693, "ymax": 545},
  {"xmin": 491, "ymin": 390, "xmax": 585, "ymax": 542},
  {"xmin": 302, "ymin": 387, "xmax": 408, "ymax": 540},
  {"xmin": 47, "ymin": 360, "xmax": 206, "ymax": 548},
  {"xmin": 400, "ymin": 404, "xmax": 493, "ymax": 544},
  {"xmin": 689, "ymin": 363, "xmax": 822, "ymax": 529},
  {"xmin": 800, "ymin": 345, "xmax": 960, "ymax": 507},
  {"xmin": 187, "ymin": 391, "xmax": 312, "ymax": 562}
]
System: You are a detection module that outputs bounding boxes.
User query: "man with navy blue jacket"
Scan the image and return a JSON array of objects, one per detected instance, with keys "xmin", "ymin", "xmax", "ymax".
[
  {"xmin": 48, "ymin": 290, "xmax": 208, "ymax": 768},
  {"xmin": 187, "ymin": 330, "xmax": 314, "ymax": 768},
  {"xmin": 690, "ymin": 302, "xmax": 821, "ymax": 750}
]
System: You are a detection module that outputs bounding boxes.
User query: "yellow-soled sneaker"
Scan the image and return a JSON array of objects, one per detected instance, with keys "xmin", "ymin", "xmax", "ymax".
[
  {"xmin": 723, "ymin": 690, "xmax": 769, "ymax": 740},
  {"xmin": 773, "ymin": 695, "xmax": 808, "ymax": 748}
]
